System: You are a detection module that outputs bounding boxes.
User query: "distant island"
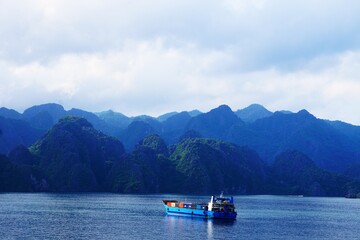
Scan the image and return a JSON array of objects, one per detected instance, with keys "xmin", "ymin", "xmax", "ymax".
[{"xmin": 1, "ymin": 103, "xmax": 360, "ymax": 196}]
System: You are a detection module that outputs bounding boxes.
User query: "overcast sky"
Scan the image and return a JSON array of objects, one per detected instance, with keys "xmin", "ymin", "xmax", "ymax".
[{"xmin": 0, "ymin": 0, "xmax": 360, "ymax": 124}]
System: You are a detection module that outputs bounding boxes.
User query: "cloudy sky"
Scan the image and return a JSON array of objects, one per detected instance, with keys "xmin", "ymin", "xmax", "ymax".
[{"xmin": 1, "ymin": 0, "xmax": 360, "ymax": 124}]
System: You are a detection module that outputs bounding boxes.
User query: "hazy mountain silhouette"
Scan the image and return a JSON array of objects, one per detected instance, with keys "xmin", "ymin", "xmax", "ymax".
[
  {"xmin": 0, "ymin": 107, "xmax": 22, "ymax": 119},
  {"xmin": 240, "ymin": 110, "xmax": 360, "ymax": 172},
  {"xmin": 96, "ymin": 110, "xmax": 132, "ymax": 130},
  {"xmin": 186, "ymin": 105, "xmax": 244, "ymax": 139},
  {"xmin": 23, "ymin": 103, "xmax": 67, "ymax": 128},
  {"xmin": 157, "ymin": 112, "xmax": 179, "ymax": 122},
  {"xmin": 270, "ymin": 150, "xmax": 360, "ymax": 196},
  {"xmin": 1, "ymin": 102, "xmax": 359, "ymax": 176},
  {"xmin": 0, "ymin": 116, "xmax": 44, "ymax": 155},
  {"xmin": 235, "ymin": 104, "xmax": 273, "ymax": 123},
  {"xmin": 119, "ymin": 121, "xmax": 158, "ymax": 151}
]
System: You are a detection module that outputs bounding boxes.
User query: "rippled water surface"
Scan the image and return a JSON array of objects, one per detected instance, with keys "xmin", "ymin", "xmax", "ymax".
[{"xmin": 0, "ymin": 194, "xmax": 359, "ymax": 239}]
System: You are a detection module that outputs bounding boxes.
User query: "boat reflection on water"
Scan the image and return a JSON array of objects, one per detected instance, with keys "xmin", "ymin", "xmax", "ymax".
[
  {"xmin": 206, "ymin": 218, "xmax": 236, "ymax": 238},
  {"xmin": 164, "ymin": 214, "xmax": 235, "ymax": 239}
]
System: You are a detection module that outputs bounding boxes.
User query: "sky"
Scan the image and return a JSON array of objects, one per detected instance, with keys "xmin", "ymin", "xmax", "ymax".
[{"xmin": 0, "ymin": 0, "xmax": 360, "ymax": 125}]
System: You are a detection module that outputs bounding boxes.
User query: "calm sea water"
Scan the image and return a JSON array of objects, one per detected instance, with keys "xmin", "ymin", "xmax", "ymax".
[{"xmin": 0, "ymin": 194, "xmax": 359, "ymax": 239}]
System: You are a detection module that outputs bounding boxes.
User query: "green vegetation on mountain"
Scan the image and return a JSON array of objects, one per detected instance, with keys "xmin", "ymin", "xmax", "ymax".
[
  {"xmin": 138, "ymin": 134, "xmax": 168, "ymax": 156},
  {"xmin": 1, "ymin": 103, "xmax": 360, "ymax": 196},
  {"xmin": 170, "ymin": 138, "xmax": 267, "ymax": 194},
  {"xmin": 107, "ymin": 135, "xmax": 170, "ymax": 193},
  {"xmin": 29, "ymin": 116, "xmax": 125, "ymax": 192},
  {"xmin": 2, "ymin": 103, "xmax": 359, "ymax": 176}
]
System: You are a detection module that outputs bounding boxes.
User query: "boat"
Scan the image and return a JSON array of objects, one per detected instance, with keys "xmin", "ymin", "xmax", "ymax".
[{"xmin": 162, "ymin": 194, "xmax": 237, "ymax": 219}]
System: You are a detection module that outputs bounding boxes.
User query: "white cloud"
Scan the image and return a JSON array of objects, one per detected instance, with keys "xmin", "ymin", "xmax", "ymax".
[{"xmin": 0, "ymin": 0, "xmax": 359, "ymax": 125}]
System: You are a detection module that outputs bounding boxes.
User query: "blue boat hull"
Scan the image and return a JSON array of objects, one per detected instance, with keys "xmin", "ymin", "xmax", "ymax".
[{"xmin": 164, "ymin": 206, "xmax": 237, "ymax": 219}]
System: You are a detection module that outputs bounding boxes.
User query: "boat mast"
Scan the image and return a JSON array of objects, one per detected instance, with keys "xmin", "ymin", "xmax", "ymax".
[{"xmin": 208, "ymin": 196, "xmax": 215, "ymax": 211}]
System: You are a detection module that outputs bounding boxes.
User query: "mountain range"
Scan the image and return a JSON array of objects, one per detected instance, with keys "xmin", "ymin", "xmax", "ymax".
[{"xmin": 1, "ymin": 103, "xmax": 359, "ymax": 196}]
